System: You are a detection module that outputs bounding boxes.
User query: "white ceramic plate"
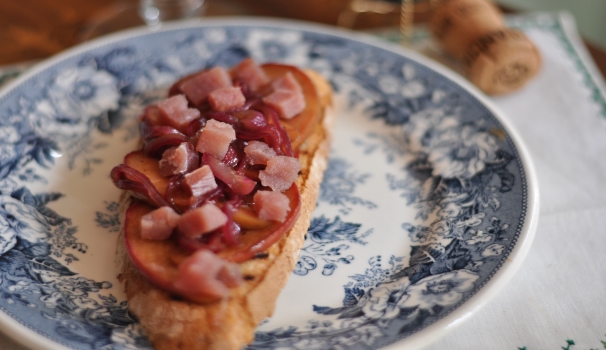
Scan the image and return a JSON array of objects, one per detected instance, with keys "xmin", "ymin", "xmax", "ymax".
[{"xmin": 0, "ymin": 18, "xmax": 538, "ymax": 350}]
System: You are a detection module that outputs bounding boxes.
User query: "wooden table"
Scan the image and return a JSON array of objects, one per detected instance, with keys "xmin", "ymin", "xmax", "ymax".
[{"xmin": 2, "ymin": 0, "xmax": 606, "ymax": 79}]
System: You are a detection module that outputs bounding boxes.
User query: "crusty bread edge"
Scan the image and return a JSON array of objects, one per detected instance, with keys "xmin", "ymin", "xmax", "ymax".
[{"xmin": 115, "ymin": 71, "xmax": 334, "ymax": 350}]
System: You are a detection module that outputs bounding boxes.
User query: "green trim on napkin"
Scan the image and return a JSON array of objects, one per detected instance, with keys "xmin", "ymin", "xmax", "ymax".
[
  {"xmin": 370, "ymin": 12, "xmax": 606, "ymax": 119},
  {"xmin": 519, "ymin": 337, "xmax": 606, "ymax": 350},
  {"xmin": 507, "ymin": 12, "xmax": 606, "ymax": 118}
]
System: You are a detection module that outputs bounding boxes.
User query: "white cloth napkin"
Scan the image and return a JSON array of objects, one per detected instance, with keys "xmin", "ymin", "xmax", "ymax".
[{"xmin": 424, "ymin": 11, "xmax": 606, "ymax": 350}]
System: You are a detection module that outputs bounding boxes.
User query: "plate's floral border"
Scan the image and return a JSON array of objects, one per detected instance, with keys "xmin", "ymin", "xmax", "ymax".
[
  {"xmin": 0, "ymin": 23, "xmax": 528, "ymax": 350},
  {"xmin": 250, "ymin": 30, "xmax": 526, "ymax": 348}
]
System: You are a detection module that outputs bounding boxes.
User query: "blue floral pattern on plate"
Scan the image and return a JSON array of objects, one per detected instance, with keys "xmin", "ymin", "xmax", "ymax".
[{"xmin": 0, "ymin": 19, "xmax": 536, "ymax": 350}]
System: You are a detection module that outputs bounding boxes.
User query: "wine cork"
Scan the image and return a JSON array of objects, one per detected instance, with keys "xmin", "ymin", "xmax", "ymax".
[{"xmin": 430, "ymin": 0, "xmax": 541, "ymax": 95}]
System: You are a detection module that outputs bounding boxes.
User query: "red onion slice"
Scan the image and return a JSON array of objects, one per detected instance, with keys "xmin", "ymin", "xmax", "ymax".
[
  {"xmin": 144, "ymin": 133, "xmax": 189, "ymax": 158},
  {"xmin": 233, "ymin": 79, "xmax": 257, "ymax": 100},
  {"xmin": 234, "ymin": 110, "xmax": 267, "ymax": 131},
  {"xmin": 203, "ymin": 153, "xmax": 257, "ymax": 195},
  {"xmin": 110, "ymin": 164, "xmax": 169, "ymax": 208},
  {"xmin": 185, "ymin": 118, "xmax": 206, "ymax": 137},
  {"xmin": 140, "ymin": 116, "xmax": 182, "ymax": 141},
  {"xmin": 205, "ymin": 111, "xmax": 239, "ymax": 125},
  {"xmin": 237, "ymin": 126, "xmax": 283, "ymax": 156},
  {"xmin": 165, "ymin": 173, "xmax": 224, "ymax": 213},
  {"xmin": 221, "ymin": 197, "xmax": 243, "ymax": 246},
  {"xmin": 257, "ymin": 105, "xmax": 294, "ymax": 157}
]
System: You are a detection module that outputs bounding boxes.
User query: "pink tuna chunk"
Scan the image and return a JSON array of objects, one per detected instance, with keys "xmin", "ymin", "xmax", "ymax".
[
  {"xmin": 259, "ymin": 156, "xmax": 301, "ymax": 192},
  {"xmin": 271, "ymin": 72, "xmax": 302, "ymax": 94},
  {"xmin": 180, "ymin": 67, "xmax": 232, "ymax": 106},
  {"xmin": 157, "ymin": 94, "xmax": 201, "ymax": 130},
  {"xmin": 177, "ymin": 203, "xmax": 227, "ymax": 238},
  {"xmin": 196, "ymin": 119, "xmax": 236, "ymax": 160},
  {"xmin": 203, "ymin": 153, "xmax": 257, "ymax": 195},
  {"xmin": 262, "ymin": 89, "xmax": 305, "ymax": 119},
  {"xmin": 208, "ymin": 87, "xmax": 246, "ymax": 112},
  {"xmin": 253, "ymin": 191, "xmax": 291, "ymax": 222},
  {"xmin": 159, "ymin": 143, "xmax": 190, "ymax": 176},
  {"xmin": 183, "ymin": 165, "xmax": 217, "ymax": 197},
  {"xmin": 244, "ymin": 140, "xmax": 277, "ymax": 165},
  {"xmin": 232, "ymin": 58, "xmax": 269, "ymax": 91},
  {"xmin": 173, "ymin": 250, "xmax": 243, "ymax": 300},
  {"xmin": 140, "ymin": 206, "xmax": 180, "ymax": 240}
]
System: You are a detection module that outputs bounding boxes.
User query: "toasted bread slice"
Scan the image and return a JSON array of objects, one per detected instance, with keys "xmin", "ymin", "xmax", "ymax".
[{"xmin": 115, "ymin": 68, "xmax": 334, "ymax": 350}]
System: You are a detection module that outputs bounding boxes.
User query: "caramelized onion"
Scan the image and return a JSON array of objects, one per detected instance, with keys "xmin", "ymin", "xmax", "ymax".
[
  {"xmin": 143, "ymin": 133, "xmax": 189, "ymax": 158},
  {"xmin": 237, "ymin": 126, "xmax": 282, "ymax": 155},
  {"xmin": 165, "ymin": 173, "xmax": 223, "ymax": 213},
  {"xmin": 164, "ymin": 174, "xmax": 187, "ymax": 213},
  {"xmin": 203, "ymin": 153, "xmax": 256, "ymax": 195},
  {"xmin": 111, "ymin": 164, "xmax": 169, "ymax": 208},
  {"xmin": 140, "ymin": 124, "xmax": 182, "ymax": 142},
  {"xmin": 206, "ymin": 111, "xmax": 239, "ymax": 125},
  {"xmin": 257, "ymin": 105, "xmax": 294, "ymax": 157},
  {"xmin": 233, "ymin": 79, "xmax": 255, "ymax": 100},
  {"xmin": 185, "ymin": 118, "xmax": 206, "ymax": 137},
  {"xmin": 234, "ymin": 110, "xmax": 267, "ymax": 131},
  {"xmin": 221, "ymin": 197, "xmax": 243, "ymax": 246}
]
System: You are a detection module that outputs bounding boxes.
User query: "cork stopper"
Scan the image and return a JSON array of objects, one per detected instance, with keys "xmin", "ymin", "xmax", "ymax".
[{"xmin": 430, "ymin": 0, "xmax": 541, "ymax": 95}]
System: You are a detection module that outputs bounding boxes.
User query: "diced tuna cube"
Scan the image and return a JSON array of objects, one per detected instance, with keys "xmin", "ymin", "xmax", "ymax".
[
  {"xmin": 203, "ymin": 153, "xmax": 257, "ymax": 195},
  {"xmin": 177, "ymin": 203, "xmax": 227, "ymax": 238},
  {"xmin": 180, "ymin": 67, "xmax": 233, "ymax": 106},
  {"xmin": 232, "ymin": 58, "xmax": 269, "ymax": 91},
  {"xmin": 259, "ymin": 156, "xmax": 301, "ymax": 192},
  {"xmin": 271, "ymin": 72, "xmax": 302, "ymax": 94},
  {"xmin": 208, "ymin": 87, "xmax": 246, "ymax": 112},
  {"xmin": 140, "ymin": 206, "xmax": 180, "ymax": 240},
  {"xmin": 253, "ymin": 191, "xmax": 291, "ymax": 222},
  {"xmin": 244, "ymin": 140, "xmax": 277, "ymax": 165},
  {"xmin": 262, "ymin": 89, "xmax": 305, "ymax": 119},
  {"xmin": 159, "ymin": 95, "xmax": 188, "ymax": 113},
  {"xmin": 173, "ymin": 250, "xmax": 243, "ymax": 300},
  {"xmin": 159, "ymin": 143, "xmax": 190, "ymax": 176},
  {"xmin": 184, "ymin": 165, "xmax": 217, "ymax": 198},
  {"xmin": 196, "ymin": 119, "xmax": 236, "ymax": 160},
  {"xmin": 157, "ymin": 94, "xmax": 201, "ymax": 130}
]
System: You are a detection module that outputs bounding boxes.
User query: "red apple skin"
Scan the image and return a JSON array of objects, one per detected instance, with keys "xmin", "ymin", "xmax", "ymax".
[
  {"xmin": 122, "ymin": 184, "xmax": 301, "ymax": 302},
  {"xmin": 260, "ymin": 64, "xmax": 322, "ymax": 151},
  {"xmin": 123, "ymin": 200, "xmax": 185, "ymax": 290}
]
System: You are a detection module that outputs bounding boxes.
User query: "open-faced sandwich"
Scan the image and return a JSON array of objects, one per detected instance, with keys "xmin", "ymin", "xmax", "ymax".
[{"xmin": 110, "ymin": 58, "xmax": 333, "ymax": 350}]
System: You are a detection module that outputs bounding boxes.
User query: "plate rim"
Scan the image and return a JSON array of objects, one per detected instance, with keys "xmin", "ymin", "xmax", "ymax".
[{"xmin": 0, "ymin": 16, "xmax": 540, "ymax": 350}]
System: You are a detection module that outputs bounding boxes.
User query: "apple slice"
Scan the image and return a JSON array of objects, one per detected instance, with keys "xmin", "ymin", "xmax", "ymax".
[
  {"xmin": 233, "ymin": 206, "xmax": 271, "ymax": 230},
  {"xmin": 124, "ymin": 150, "xmax": 170, "ymax": 196},
  {"xmin": 123, "ymin": 200, "xmax": 186, "ymax": 289}
]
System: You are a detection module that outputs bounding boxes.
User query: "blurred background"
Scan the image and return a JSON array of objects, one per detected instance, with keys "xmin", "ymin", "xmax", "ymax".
[
  {"xmin": 0, "ymin": 0, "xmax": 605, "ymax": 66},
  {"xmin": 497, "ymin": 0, "xmax": 606, "ymax": 50}
]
